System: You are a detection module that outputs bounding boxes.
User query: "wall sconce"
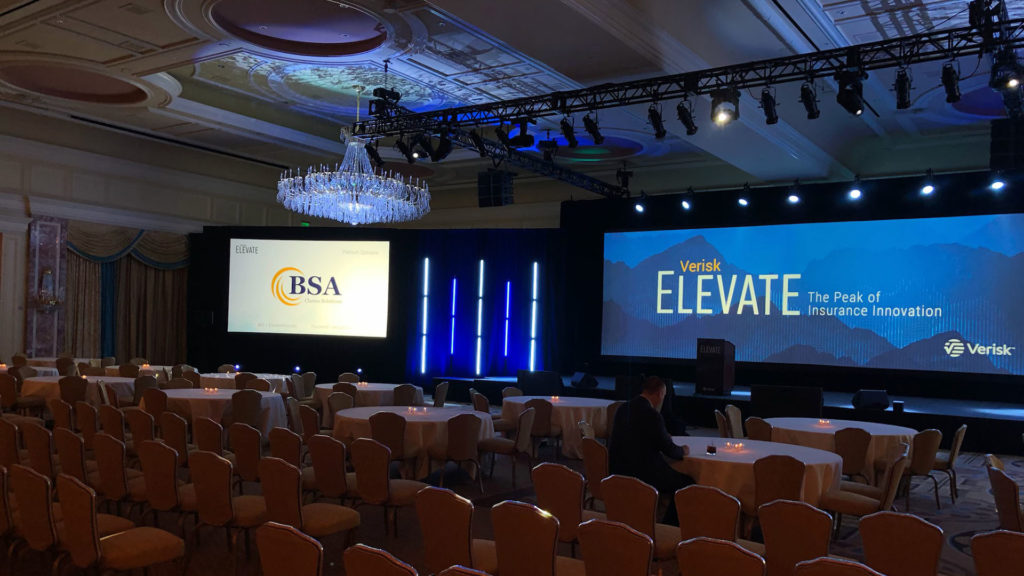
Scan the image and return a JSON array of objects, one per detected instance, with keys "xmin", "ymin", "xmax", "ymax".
[{"xmin": 35, "ymin": 268, "xmax": 63, "ymax": 314}]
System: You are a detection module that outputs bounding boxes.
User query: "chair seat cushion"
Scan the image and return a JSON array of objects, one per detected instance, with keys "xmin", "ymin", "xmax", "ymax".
[
  {"xmin": 300, "ymin": 502, "xmax": 360, "ymax": 538},
  {"xmin": 471, "ymin": 538, "xmax": 498, "ymax": 574},
  {"xmin": 654, "ymin": 522, "xmax": 680, "ymax": 560},
  {"xmin": 232, "ymin": 495, "xmax": 267, "ymax": 528},
  {"xmin": 839, "ymin": 480, "xmax": 883, "ymax": 500},
  {"xmin": 932, "ymin": 451, "xmax": 952, "ymax": 470},
  {"xmin": 478, "ymin": 437, "xmax": 515, "ymax": 454},
  {"xmin": 555, "ymin": 555, "xmax": 587, "ymax": 576},
  {"xmin": 389, "ymin": 479, "xmax": 429, "ymax": 506},
  {"xmin": 95, "ymin": 513, "xmax": 136, "ymax": 537},
  {"xmin": 100, "ymin": 526, "xmax": 185, "ymax": 571},
  {"xmin": 818, "ymin": 489, "xmax": 880, "ymax": 516}
]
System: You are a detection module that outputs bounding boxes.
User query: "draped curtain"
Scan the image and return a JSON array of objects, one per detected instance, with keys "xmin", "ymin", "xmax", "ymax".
[{"xmin": 63, "ymin": 252, "xmax": 102, "ymax": 357}]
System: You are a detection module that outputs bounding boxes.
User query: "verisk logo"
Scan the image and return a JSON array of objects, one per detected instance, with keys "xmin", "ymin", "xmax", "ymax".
[
  {"xmin": 943, "ymin": 338, "xmax": 1014, "ymax": 358},
  {"xmin": 271, "ymin": 267, "xmax": 341, "ymax": 306}
]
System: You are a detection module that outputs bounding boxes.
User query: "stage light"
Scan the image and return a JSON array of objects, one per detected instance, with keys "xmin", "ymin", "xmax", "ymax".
[
  {"xmin": 895, "ymin": 68, "xmax": 912, "ymax": 110},
  {"xmin": 560, "ymin": 117, "xmax": 578, "ymax": 148},
  {"xmin": 412, "ymin": 133, "xmax": 434, "ymax": 161},
  {"xmin": 942, "ymin": 62, "xmax": 961, "ymax": 103},
  {"xmin": 676, "ymin": 98, "xmax": 698, "ymax": 135},
  {"xmin": 681, "ymin": 187, "xmax": 694, "ymax": 211},
  {"xmin": 234, "ymin": 364, "xmax": 240, "ymax": 371},
  {"xmin": 364, "ymin": 142, "xmax": 384, "ymax": 168},
  {"xmin": 509, "ymin": 120, "xmax": 535, "ymax": 148},
  {"xmin": 648, "ymin": 104, "xmax": 667, "ymax": 139},
  {"xmin": 848, "ymin": 178, "xmax": 862, "ymax": 200},
  {"xmin": 836, "ymin": 70, "xmax": 865, "ymax": 116},
  {"xmin": 634, "ymin": 192, "xmax": 647, "ymax": 213},
  {"xmin": 431, "ymin": 129, "xmax": 453, "ymax": 162},
  {"xmin": 711, "ymin": 87, "xmax": 740, "ymax": 126},
  {"xmin": 787, "ymin": 194, "xmax": 800, "ymax": 204},
  {"xmin": 394, "ymin": 137, "xmax": 416, "ymax": 163},
  {"xmin": 294, "ymin": 365, "xmax": 301, "ymax": 373},
  {"xmin": 537, "ymin": 138, "xmax": 558, "ymax": 162},
  {"xmin": 990, "ymin": 174, "xmax": 1006, "ymax": 191},
  {"xmin": 800, "ymin": 82, "xmax": 820, "ymax": 119},
  {"xmin": 738, "ymin": 197, "xmax": 749, "ymax": 207},
  {"xmin": 469, "ymin": 129, "xmax": 488, "ymax": 157},
  {"xmin": 494, "ymin": 125, "xmax": 511, "ymax": 147},
  {"xmin": 582, "ymin": 114, "xmax": 604, "ymax": 144},
  {"xmin": 760, "ymin": 87, "xmax": 778, "ymax": 125},
  {"xmin": 920, "ymin": 169, "xmax": 935, "ymax": 196},
  {"xmin": 681, "ymin": 199, "xmax": 691, "ymax": 210},
  {"xmin": 991, "ymin": 48, "xmax": 1022, "ymax": 90}
]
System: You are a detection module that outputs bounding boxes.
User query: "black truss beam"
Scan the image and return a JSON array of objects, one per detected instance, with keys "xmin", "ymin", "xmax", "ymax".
[{"xmin": 354, "ymin": 19, "xmax": 1024, "ymax": 137}]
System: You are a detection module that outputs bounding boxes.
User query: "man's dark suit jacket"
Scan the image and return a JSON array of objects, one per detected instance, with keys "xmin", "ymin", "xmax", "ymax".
[{"xmin": 608, "ymin": 395, "xmax": 686, "ymax": 485}]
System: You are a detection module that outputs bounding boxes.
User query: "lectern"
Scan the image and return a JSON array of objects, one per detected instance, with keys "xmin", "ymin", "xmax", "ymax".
[{"xmin": 696, "ymin": 338, "xmax": 735, "ymax": 395}]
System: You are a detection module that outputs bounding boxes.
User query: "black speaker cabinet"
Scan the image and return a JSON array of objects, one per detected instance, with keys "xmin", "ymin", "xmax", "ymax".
[
  {"xmin": 477, "ymin": 170, "xmax": 514, "ymax": 207},
  {"xmin": 696, "ymin": 338, "xmax": 735, "ymax": 395},
  {"xmin": 852, "ymin": 389, "xmax": 890, "ymax": 411}
]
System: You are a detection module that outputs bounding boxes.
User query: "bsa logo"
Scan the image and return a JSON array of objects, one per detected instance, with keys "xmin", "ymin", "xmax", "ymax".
[
  {"xmin": 943, "ymin": 339, "xmax": 965, "ymax": 358},
  {"xmin": 272, "ymin": 267, "xmax": 340, "ymax": 306}
]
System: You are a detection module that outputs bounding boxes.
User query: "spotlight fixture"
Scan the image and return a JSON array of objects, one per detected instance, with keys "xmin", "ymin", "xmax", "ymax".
[
  {"xmin": 560, "ymin": 117, "xmax": 579, "ymax": 148},
  {"xmin": 800, "ymin": 82, "xmax": 820, "ymax": 119},
  {"xmin": 836, "ymin": 70, "xmax": 866, "ymax": 116},
  {"xmin": 738, "ymin": 183, "xmax": 751, "ymax": 206},
  {"xmin": 895, "ymin": 67, "xmax": 912, "ymax": 110},
  {"xmin": 738, "ymin": 197, "xmax": 749, "ymax": 207},
  {"xmin": 920, "ymin": 169, "xmax": 935, "ymax": 196},
  {"xmin": 787, "ymin": 194, "xmax": 800, "ymax": 204},
  {"xmin": 760, "ymin": 87, "xmax": 779, "ymax": 125},
  {"xmin": 681, "ymin": 198, "xmax": 692, "ymax": 210},
  {"xmin": 648, "ymin": 104, "xmax": 667, "ymax": 139},
  {"xmin": 411, "ymin": 133, "xmax": 434, "ymax": 160},
  {"xmin": 431, "ymin": 129, "xmax": 453, "ymax": 162},
  {"xmin": 364, "ymin": 142, "xmax": 384, "ymax": 168},
  {"xmin": 582, "ymin": 113, "xmax": 604, "ymax": 145},
  {"xmin": 711, "ymin": 87, "xmax": 740, "ymax": 126},
  {"xmin": 848, "ymin": 178, "xmax": 863, "ymax": 200},
  {"xmin": 676, "ymin": 98, "xmax": 698, "ymax": 135},
  {"xmin": 394, "ymin": 137, "xmax": 416, "ymax": 164},
  {"xmin": 537, "ymin": 136, "xmax": 558, "ymax": 162},
  {"xmin": 991, "ymin": 48, "xmax": 1022, "ymax": 91},
  {"xmin": 494, "ymin": 125, "xmax": 511, "ymax": 147},
  {"xmin": 468, "ymin": 129, "xmax": 489, "ymax": 157},
  {"xmin": 681, "ymin": 187, "xmax": 694, "ymax": 211},
  {"xmin": 941, "ymin": 62, "xmax": 961, "ymax": 103},
  {"xmin": 990, "ymin": 173, "xmax": 1006, "ymax": 191},
  {"xmin": 510, "ymin": 119, "xmax": 535, "ymax": 148},
  {"xmin": 634, "ymin": 191, "xmax": 647, "ymax": 213}
]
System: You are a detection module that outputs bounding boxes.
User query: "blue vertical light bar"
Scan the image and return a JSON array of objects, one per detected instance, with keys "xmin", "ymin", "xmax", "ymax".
[
  {"xmin": 503, "ymin": 281, "xmax": 511, "ymax": 357},
  {"xmin": 529, "ymin": 261, "xmax": 539, "ymax": 371},
  {"xmin": 475, "ymin": 259, "xmax": 484, "ymax": 376},
  {"xmin": 419, "ymin": 258, "xmax": 429, "ymax": 374},
  {"xmin": 449, "ymin": 278, "xmax": 457, "ymax": 356}
]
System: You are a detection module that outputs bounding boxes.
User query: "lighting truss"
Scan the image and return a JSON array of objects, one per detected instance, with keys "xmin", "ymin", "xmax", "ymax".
[{"xmin": 354, "ymin": 19, "xmax": 1024, "ymax": 137}]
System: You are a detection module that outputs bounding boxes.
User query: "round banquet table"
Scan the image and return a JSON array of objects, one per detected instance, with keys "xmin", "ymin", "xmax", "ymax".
[
  {"xmin": 146, "ymin": 389, "xmax": 288, "ymax": 437},
  {"xmin": 314, "ymin": 383, "xmax": 425, "ymax": 427},
  {"xmin": 105, "ymin": 365, "xmax": 172, "ymax": 379},
  {"xmin": 2, "ymin": 366, "xmax": 59, "ymax": 377},
  {"xmin": 670, "ymin": 437, "xmax": 843, "ymax": 511},
  {"xmin": 332, "ymin": 405, "xmax": 494, "ymax": 479},
  {"xmin": 765, "ymin": 417, "xmax": 917, "ymax": 483},
  {"xmin": 21, "ymin": 375, "xmax": 136, "ymax": 406},
  {"xmin": 198, "ymin": 373, "xmax": 287, "ymax": 393},
  {"xmin": 501, "ymin": 395, "xmax": 614, "ymax": 459},
  {"xmin": 27, "ymin": 357, "xmax": 99, "ymax": 368}
]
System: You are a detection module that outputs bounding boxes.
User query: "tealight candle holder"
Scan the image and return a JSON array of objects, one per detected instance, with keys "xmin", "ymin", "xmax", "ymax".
[
  {"xmin": 0, "ymin": 363, "xmax": 7, "ymax": 370},
  {"xmin": 407, "ymin": 406, "xmax": 415, "ymax": 414},
  {"xmin": 818, "ymin": 419, "xmax": 831, "ymax": 425},
  {"xmin": 358, "ymin": 382, "xmax": 369, "ymax": 387},
  {"xmin": 142, "ymin": 364, "xmax": 150, "ymax": 369},
  {"xmin": 551, "ymin": 396, "xmax": 560, "ymax": 402}
]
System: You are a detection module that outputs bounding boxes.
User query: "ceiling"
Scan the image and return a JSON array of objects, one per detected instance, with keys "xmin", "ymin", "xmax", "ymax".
[{"xmin": 0, "ymin": 0, "xmax": 1019, "ymax": 213}]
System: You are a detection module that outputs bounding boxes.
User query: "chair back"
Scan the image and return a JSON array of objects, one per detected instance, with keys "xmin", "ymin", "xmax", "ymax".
[
  {"xmin": 120, "ymin": 364, "xmax": 141, "ymax": 378},
  {"xmin": 524, "ymin": 398, "xmax": 554, "ymax": 437},
  {"xmin": 228, "ymin": 423, "xmax": 262, "ymax": 483},
  {"xmin": 300, "ymin": 405, "xmax": 319, "ymax": 442},
  {"xmin": 369, "ymin": 411, "xmax": 407, "ymax": 458},
  {"xmin": 514, "ymin": 407, "xmax": 537, "ymax": 453},
  {"xmin": 300, "ymin": 372, "xmax": 317, "ymax": 398},
  {"xmin": 744, "ymin": 416, "xmax": 773, "ymax": 441},
  {"xmin": 676, "ymin": 484, "xmax": 741, "ymax": 541},
  {"xmin": 184, "ymin": 371, "xmax": 201, "ymax": 388},
  {"xmin": 101, "ymin": 356, "xmax": 116, "ymax": 367},
  {"xmin": 286, "ymin": 375, "xmax": 303, "ymax": 399},
  {"xmin": 0, "ymin": 373, "xmax": 18, "ymax": 410},
  {"xmin": 602, "ymin": 474, "xmax": 658, "ymax": 539},
  {"xmin": 343, "ymin": 543, "xmax": 417, "ymax": 576},
  {"xmin": 502, "ymin": 386, "xmax": 523, "ymax": 398},
  {"xmin": 269, "ymin": 426, "xmax": 303, "ymax": 468},
  {"xmin": 189, "ymin": 450, "xmax": 236, "ymax": 527},
  {"xmin": 259, "ymin": 457, "xmax": 304, "ymax": 529},
  {"xmin": 971, "ymin": 530, "xmax": 1024, "ymax": 576},
  {"xmin": 433, "ymin": 381, "xmax": 449, "ymax": 407},
  {"xmin": 132, "ymin": 375, "xmax": 159, "ymax": 405},
  {"xmin": 471, "ymin": 392, "xmax": 490, "ymax": 414},
  {"xmin": 795, "ymin": 558, "xmax": 885, "ymax": 576},
  {"xmin": 350, "ymin": 438, "xmax": 391, "ymax": 504},
  {"xmin": 56, "ymin": 356, "xmax": 78, "ymax": 376},
  {"xmin": 22, "ymin": 421, "xmax": 55, "ymax": 479},
  {"xmin": 194, "ymin": 417, "xmax": 225, "ymax": 455},
  {"xmin": 59, "ymin": 375, "xmax": 89, "ymax": 404},
  {"xmin": 10, "ymin": 464, "xmax": 58, "ymax": 552},
  {"xmin": 759, "ymin": 499, "xmax": 832, "ymax": 576},
  {"xmin": 48, "ymin": 398, "xmax": 74, "ymax": 430},
  {"xmin": 0, "ymin": 419, "xmax": 20, "ymax": 468},
  {"xmin": 308, "ymin": 434, "xmax": 349, "ymax": 499},
  {"xmin": 98, "ymin": 404, "xmax": 126, "ymax": 441},
  {"xmin": 724, "ymin": 404, "xmax": 744, "ymax": 438},
  {"xmin": 715, "ymin": 409, "xmax": 732, "ymax": 438},
  {"xmin": 446, "ymin": 413, "xmax": 482, "ymax": 461},
  {"xmin": 75, "ymin": 401, "xmax": 98, "ymax": 449},
  {"xmin": 753, "ymin": 455, "xmax": 805, "ymax": 509},
  {"xmin": 677, "ymin": 537, "xmax": 766, "ymax": 576},
  {"xmin": 492, "ymin": 500, "xmax": 560, "ymax": 576},
  {"xmin": 138, "ymin": 440, "xmax": 181, "ymax": 511},
  {"xmin": 393, "ymin": 384, "xmax": 418, "ymax": 406},
  {"xmin": 532, "ymin": 462, "xmax": 586, "ymax": 543},
  {"xmin": 861, "ymin": 511, "xmax": 942, "ymax": 576},
  {"xmin": 578, "ymin": 518, "xmax": 653, "ymax": 576},
  {"xmin": 231, "ymin": 389, "xmax": 263, "ymax": 428},
  {"xmin": 81, "ymin": 366, "xmax": 106, "ymax": 376},
  {"xmin": 235, "ymin": 372, "xmax": 257, "ymax": 389},
  {"xmin": 416, "ymin": 486, "xmax": 474, "ymax": 574},
  {"xmin": 880, "ymin": 453, "xmax": 911, "ymax": 511},
  {"xmin": 834, "ymin": 428, "xmax": 871, "ymax": 478},
  {"xmin": 247, "ymin": 378, "xmax": 272, "ymax": 392},
  {"xmin": 160, "ymin": 411, "xmax": 191, "ymax": 467},
  {"xmin": 126, "ymin": 407, "xmax": 155, "ymax": 443},
  {"xmin": 54, "ymin": 428, "xmax": 89, "ymax": 484},
  {"xmin": 580, "ymin": 437, "xmax": 608, "ymax": 502},
  {"xmin": 328, "ymin": 392, "xmax": 354, "ymax": 414},
  {"xmin": 987, "ymin": 466, "xmax": 1024, "ymax": 531},
  {"xmin": 602, "ymin": 400, "xmax": 624, "ymax": 439},
  {"xmin": 166, "ymin": 378, "xmax": 193, "ymax": 389},
  {"xmin": 55, "ymin": 473, "xmax": 102, "ymax": 568},
  {"xmin": 0, "ymin": 466, "xmax": 10, "ymax": 536},
  {"xmin": 11, "ymin": 353, "xmax": 27, "ymax": 367},
  {"xmin": 338, "ymin": 372, "xmax": 360, "ymax": 383},
  {"xmin": 946, "ymin": 424, "xmax": 968, "ymax": 465},
  {"xmin": 334, "ymin": 382, "xmax": 359, "ymax": 402},
  {"xmin": 258, "ymin": 521, "xmax": 324, "ymax": 576},
  {"xmin": 217, "ymin": 364, "xmax": 235, "ymax": 373},
  {"xmin": 13, "ymin": 365, "xmax": 38, "ymax": 383},
  {"xmin": 908, "ymin": 429, "xmax": 943, "ymax": 474},
  {"xmin": 285, "ymin": 396, "xmax": 302, "ymax": 433}
]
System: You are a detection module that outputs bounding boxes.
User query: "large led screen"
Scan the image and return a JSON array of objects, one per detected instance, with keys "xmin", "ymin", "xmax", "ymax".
[
  {"xmin": 228, "ymin": 239, "xmax": 390, "ymax": 337},
  {"xmin": 601, "ymin": 214, "xmax": 1024, "ymax": 375}
]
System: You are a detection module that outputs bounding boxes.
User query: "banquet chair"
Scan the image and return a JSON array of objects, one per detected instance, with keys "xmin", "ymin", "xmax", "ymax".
[
  {"xmin": 93, "ymin": 432, "xmax": 147, "ymax": 517},
  {"xmin": 834, "ymin": 427, "xmax": 872, "ymax": 484},
  {"xmin": 338, "ymin": 372, "xmax": 360, "ymax": 383},
  {"xmin": 52, "ymin": 473, "xmax": 185, "ymax": 576},
  {"xmin": 416, "ymin": 486, "xmax": 498, "ymax": 575},
  {"xmin": 676, "ymin": 485, "xmax": 742, "ymax": 542},
  {"xmin": 119, "ymin": 364, "xmax": 141, "ymax": 378},
  {"xmin": 601, "ymin": 474, "xmax": 680, "ymax": 561},
  {"xmin": 759, "ymin": 500, "xmax": 833, "ymax": 576},
  {"xmin": 532, "ymin": 462, "xmax": 605, "ymax": 556},
  {"xmin": 231, "ymin": 389, "xmax": 263, "ymax": 429},
  {"xmin": 228, "ymin": 423, "xmax": 262, "ymax": 493},
  {"xmin": 98, "ymin": 404, "xmax": 128, "ymax": 443},
  {"xmin": 307, "ymin": 435, "xmax": 356, "ymax": 504},
  {"xmin": 986, "ymin": 465, "xmax": 1024, "ymax": 531},
  {"xmin": 580, "ymin": 437, "xmax": 609, "ymax": 509},
  {"xmin": 0, "ymin": 373, "xmax": 45, "ymax": 417},
  {"xmin": 300, "ymin": 372, "xmax": 318, "ymax": 399},
  {"xmin": 128, "ymin": 357, "xmax": 149, "ymax": 366},
  {"xmin": 715, "ymin": 410, "xmax": 732, "ymax": 438},
  {"xmin": 0, "ymin": 466, "xmax": 12, "ymax": 543},
  {"xmin": 931, "ymin": 423, "xmax": 966, "ymax": 503},
  {"xmin": 478, "ymin": 407, "xmax": 536, "ymax": 488},
  {"xmin": 75, "ymin": 401, "xmax": 98, "ymax": 450},
  {"xmin": 235, "ymin": 372, "xmax": 257, "ymax": 390},
  {"xmin": 258, "ymin": 521, "xmax": 323, "ymax": 576},
  {"xmin": 749, "ymin": 454, "xmax": 806, "ymax": 518},
  {"xmin": 334, "ymin": 382, "xmax": 359, "ymax": 403},
  {"xmin": 502, "ymin": 386, "xmax": 523, "ymax": 398},
  {"xmin": 132, "ymin": 375, "xmax": 159, "ymax": 406},
  {"xmin": 289, "ymin": 375, "xmax": 321, "ymax": 411},
  {"xmin": 901, "ymin": 429, "xmax": 943, "ymax": 510},
  {"xmin": 745, "ymin": 417, "xmax": 772, "ymax": 442},
  {"xmin": 300, "ymin": 405, "xmax": 321, "ymax": 441},
  {"xmin": 137, "ymin": 440, "xmax": 198, "ymax": 534},
  {"xmin": 393, "ymin": 384, "xmax": 419, "ymax": 406},
  {"xmin": 344, "ymin": 543, "xmax": 417, "ymax": 576},
  {"xmin": 433, "ymin": 380, "xmax": 450, "ymax": 407},
  {"xmin": 56, "ymin": 356, "xmax": 78, "ymax": 377},
  {"xmin": 247, "ymin": 378, "xmax": 272, "ymax": 392},
  {"xmin": 490, "ymin": 499, "xmax": 587, "ymax": 576},
  {"xmin": 101, "ymin": 356, "xmax": 116, "ymax": 367},
  {"xmin": 795, "ymin": 557, "xmax": 885, "ymax": 576},
  {"xmin": 599, "ymin": 400, "xmax": 624, "ymax": 440},
  {"xmin": 58, "ymin": 375, "xmax": 88, "ymax": 405},
  {"xmin": 22, "ymin": 421, "xmax": 56, "ymax": 480},
  {"xmin": 428, "ymin": 413, "xmax": 484, "ymax": 492},
  {"xmin": 819, "ymin": 445, "xmax": 909, "ymax": 537},
  {"xmin": 126, "ymin": 407, "xmax": 156, "ymax": 444},
  {"xmin": 54, "ymin": 428, "xmax": 100, "ymax": 487},
  {"xmin": 76, "ymin": 362, "xmax": 90, "ymax": 374},
  {"xmin": 165, "ymin": 377, "xmax": 194, "ymax": 389},
  {"xmin": 190, "ymin": 450, "xmax": 267, "ymax": 560},
  {"xmin": 328, "ymin": 392, "xmax": 354, "ymax": 427},
  {"xmin": 80, "ymin": 365, "xmax": 106, "ymax": 376},
  {"xmin": 369, "ymin": 411, "xmax": 418, "ymax": 474},
  {"xmin": 439, "ymin": 566, "xmax": 491, "ymax": 576},
  {"xmin": 160, "ymin": 411, "xmax": 195, "ymax": 467},
  {"xmin": 9, "ymin": 464, "xmax": 63, "ymax": 568},
  {"xmin": 194, "ymin": 417, "xmax": 230, "ymax": 460},
  {"xmin": 349, "ymin": 438, "xmax": 427, "ymax": 537},
  {"xmin": 258, "ymin": 457, "xmax": 361, "ymax": 542},
  {"xmin": 578, "ymin": 518, "xmax": 653, "ymax": 576},
  {"xmin": 48, "ymin": 397, "xmax": 74, "ymax": 431},
  {"xmin": 142, "ymin": 386, "xmax": 168, "ymax": 422},
  {"xmin": 525, "ymin": 398, "xmax": 562, "ymax": 459},
  {"xmin": 724, "ymin": 404, "xmax": 745, "ymax": 438},
  {"xmin": 0, "ymin": 418, "xmax": 26, "ymax": 469},
  {"xmin": 676, "ymin": 537, "xmax": 765, "ymax": 576},
  {"xmin": 285, "ymin": 397, "xmax": 303, "ymax": 434},
  {"xmin": 11, "ymin": 353, "xmax": 27, "ymax": 367},
  {"xmin": 472, "ymin": 391, "xmax": 516, "ymax": 434},
  {"xmin": 860, "ymin": 511, "xmax": 942, "ymax": 576},
  {"xmin": 269, "ymin": 427, "xmax": 317, "ymax": 492},
  {"xmin": 971, "ymin": 530, "xmax": 1024, "ymax": 576},
  {"xmin": 217, "ymin": 364, "xmax": 235, "ymax": 373},
  {"xmin": 11, "ymin": 365, "xmax": 38, "ymax": 387},
  {"xmin": 184, "ymin": 370, "xmax": 201, "ymax": 389}
]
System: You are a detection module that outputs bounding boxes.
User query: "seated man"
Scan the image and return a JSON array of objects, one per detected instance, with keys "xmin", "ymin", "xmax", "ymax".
[{"xmin": 609, "ymin": 375, "xmax": 694, "ymax": 524}]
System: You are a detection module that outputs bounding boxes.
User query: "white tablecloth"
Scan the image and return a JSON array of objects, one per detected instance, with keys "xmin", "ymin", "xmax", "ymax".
[
  {"xmin": 198, "ymin": 373, "xmax": 287, "ymax": 393},
  {"xmin": 105, "ymin": 365, "xmax": 172, "ymax": 378},
  {"xmin": 314, "ymin": 383, "xmax": 425, "ymax": 427},
  {"xmin": 670, "ymin": 437, "xmax": 843, "ymax": 511},
  {"xmin": 27, "ymin": 357, "xmax": 99, "ymax": 368},
  {"xmin": 21, "ymin": 375, "xmax": 136, "ymax": 406},
  {"xmin": 332, "ymin": 405, "xmax": 494, "ymax": 479},
  {"xmin": 501, "ymin": 395, "xmax": 613, "ymax": 459},
  {"xmin": 148, "ymin": 389, "xmax": 287, "ymax": 437},
  {"xmin": 2, "ymin": 366, "xmax": 59, "ymax": 377},
  {"xmin": 765, "ymin": 417, "xmax": 916, "ymax": 483}
]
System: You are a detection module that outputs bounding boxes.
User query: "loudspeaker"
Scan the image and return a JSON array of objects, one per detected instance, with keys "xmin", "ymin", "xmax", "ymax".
[
  {"xmin": 570, "ymin": 372, "xmax": 598, "ymax": 389},
  {"xmin": 990, "ymin": 118, "xmax": 1024, "ymax": 170},
  {"xmin": 477, "ymin": 170, "xmax": 514, "ymax": 207},
  {"xmin": 852, "ymin": 389, "xmax": 890, "ymax": 411}
]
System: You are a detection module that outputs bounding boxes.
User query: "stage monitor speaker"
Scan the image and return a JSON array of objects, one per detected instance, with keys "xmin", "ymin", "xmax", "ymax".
[
  {"xmin": 570, "ymin": 372, "xmax": 598, "ymax": 389},
  {"xmin": 852, "ymin": 389, "xmax": 890, "ymax": 411},
  {"xmin": 751, "ymin": 385, "xmax": 823, "ymax": 418},
  {"xmin": 990, "ymin": 118, "xmax": 1024, "ymax": 171},
  {"xmin": 477, "ymin": 169, "xmax": 514, "ymax": 207}
]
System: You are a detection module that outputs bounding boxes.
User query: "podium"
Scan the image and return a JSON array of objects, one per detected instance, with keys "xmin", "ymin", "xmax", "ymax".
[{"xmin": 696, "ymin": 338, "xmax": 735, "ymax": 395}]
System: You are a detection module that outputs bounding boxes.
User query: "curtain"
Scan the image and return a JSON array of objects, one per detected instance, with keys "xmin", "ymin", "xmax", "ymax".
[
  {"xmin": 115, "ymin": 256, "xmax": 188, "ymax": 365},
  {"xmin": 63, "ymin": 252, "xmax": 102, "ymax": 357}
]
